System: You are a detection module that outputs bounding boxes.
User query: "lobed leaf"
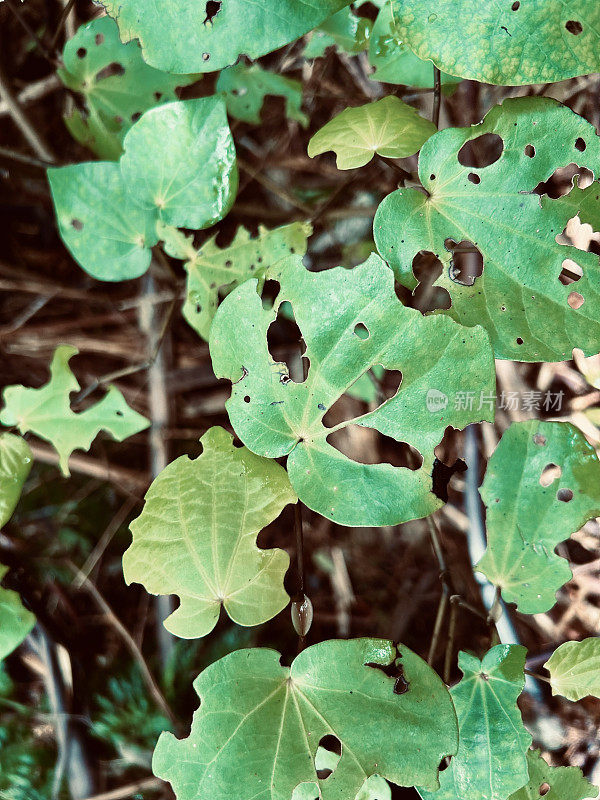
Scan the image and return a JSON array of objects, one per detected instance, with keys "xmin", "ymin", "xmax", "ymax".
[
  {"xmin": 544, "ymin": 638, "xmax": 600, "ymax": 702},
  {"xmin": 477, "ymin": 421, "xmax": 600, "ymax": 614},
  {"xmin": 153, "ymin": 638, "xmax": 459, "ymax": 800},
  {"xmin": 0, "ymin": 565, "xmax": 35, "ymax": 661},
  {"xmin": 210, "ymin": 253, "xmax": 495, "ymax": 527},
  {"xmin": 0, "ymin": 346, "xmax": 149, "ymax": 476},
  {"xmin": 159, "ymin": 220, "xmax": 311, "ymax": 340},
  {"xmin": 58, "ymin": 16, "xmax": 193, "ymax": 159},
  {"xmin": 509, "ymin": 749, "xmax": 598, "ymax": 800},
  {"xmin": 124, "ymin": 426, "xmax": 296, "ymax": 638},
  {"xmin": 418, "ymin": 645, "xmax": 531, "ymax": 800},
  {"xmin": 217, "ymin": 63, "xmax": 307, "ymax": 126},
  {"xmin": 304, "ymin": 7, "xmax": 371, "ymax": 58},
  {"xmin": 100, "ymin": 0, "xmax": 353, "ymax": 73},
  {"xmin": 390, "ymin": 0, "xmax": 600, "ymax": 85},
  {"xmin": 375, "ymin": 97, "xmax": 600, "ymax": 361},
  {"xmin": 308, "ymin": 96, "xmax": 436, "ymax": 169},
  {"xmin": 0, "ymin": 434, "xmax": 32, "ymax": 528}
]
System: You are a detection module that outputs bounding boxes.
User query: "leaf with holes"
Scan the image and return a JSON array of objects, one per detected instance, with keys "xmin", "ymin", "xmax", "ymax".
[
  {"xmin": 0, "ymin": 434, "xmax": 32, "ymax": 528},
  {"xmin": 209, "ymin": 253, "xmax": 495, "ymax": 527},
  {"xmin": 368, "ymin": 1, "xmax": 460, "ymax": 87},
  {"xmin": 153, "ymin": 638, "xmax": 459, "ymax": 800},
  {"xmin": 0, "ymin": 346, "xmax": 149, "ymax": 476},
  {"xmin": 509, "ymin": 749, "xmax": 598, "ymax": 800},
  {"xmin": 0, "ymin": 565, "xmax": 35, "ymax": 661},
  {"xmin": 390, "ymin": 0, "xmax": 600, "ymax": 85},
  {"xmin": 418, "ymin": 645, "xmax": 531, "ymax": 800},
  {"xmin": 293, "ymin": 773, "xmax": 391, "ymax": 800},
  {"xmin": 217, "ymin": 62, "xmax": 307, "ymax": 126},
  {"xmin": 304, "ymin": 7, "xmax": 371, "ymax": 58},
  {"xmin": 121, "ymin": 96, "xmax": 237, "ymax": 230},
  {"xmin": 58, "ymin": 16, "xmax": 194, "ymax": 159},
  {"xmin": 544, "ymin": 638, "xmax": 600, "ymax": 702},
  {"xmin": 308, "ymin": 96, "xmax": 436, "ymax": 169},
  {"xmin": 124, "ymin": 426, "xmax": 296, "ymax": 638},
  {"xmin": 48, "ymin": 161, "xmax": 159, "ymax": 281},
  {"xmin": 476, "ymin": 421, "xmax": 600, "ymax": 614},
  {"xmin": 101, "ymin": 0, "xmax": 353, "ymax": 73},
  {"xmin": 159, "ymin": 220, "xmax": 311, "ymax": 340},
  {"xmin": 375, "ymin": 97, "xmax": 600, "ymax": 361}
]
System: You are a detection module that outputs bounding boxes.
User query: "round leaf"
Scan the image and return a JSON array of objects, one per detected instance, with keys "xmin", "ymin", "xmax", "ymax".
[
  {"xmin": 217, "ymin": 63, "xmax": 307, "ymax": 126},
  {"xmin": 0, "ymin": 565, "xmax": 35, "ymax": 661},
  {"xmin": 0, "ymin": 434, "xmax": 32, "ymax": 529},
  {"xmin": 124, "ymin": 426, "xmax": 296, "ymax": 638},
  {"xmin": 209, "ymin": 253, "xmax": 495, "ymax": 527},
  {"xmin": 544, "ymin": 638, "xmax": 600, "ymax": 702},
  {"xmin": 153, "ymin": 638, "xmax": 459, "ymax": 800},
  {"xmin": 374, "ymin": 97, "xmax": 600, "ymax": 361},
  {"xmin": 509, "ymin": 749, "xmax": 598, "ymax": 800},
  {"xmin": 390, "ymin": 0, "xmax": 600, "ymax": 85}
]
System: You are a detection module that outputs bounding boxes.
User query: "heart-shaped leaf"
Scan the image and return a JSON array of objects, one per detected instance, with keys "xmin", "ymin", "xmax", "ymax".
[
  {"xmin": 210, "ymin": 253, "xmax": 495, "ymax": 527},
  {"xmin": 58, "ymin": 16, "xmax": 193, "ymax": 159},
  {"xmin": 0, "ymin": 346, "xmax": 149, "ymax": 476},
  {"xmin": 217, "ymin": 63, "xmax": 307, "ymax": 126},
  {"xmin": 389, "ymin": 0, "xmax": 600, "ymax": 85},
  {"xmin": 308, "ymin": 96, "xmax": 436, "ymax": 169},
  {"xmin": 418, "ymin": 645, "xmax": 531, "ymax": 800},
  {"xmin": 509, "ymin": 749, "xmax": 598, "ymax": 800},
  {"xmin": 0, "ymin": 434, "xmax": 32, "ymax": 528},
  {"xmin": 477, "ymin": 421, "xmax": 600, "ymax": 614},
  {"xmin": 544, "ymin": 638, "xmax": 600, "ymax": 702},
  {"xmin": 159, "ymin": 220, "xmax": 311, "ymax": 340},
  {"xmin": 375, "ymin": 97, "xmax": 600, "ymax": 361},
  {"xmin": 153, "ymin": 638, "xmax": 459, "ymax": 800},
  {"xmin": 101, "ymin": 0, "xmax": 353, "ymax": 73},
  {"xmin": 124, "ymin": 426, "xmax": 296, "ymax": 638},
  {"xmin": 0, "ymin": 565, "xmax": 35, "ymax": 661}
]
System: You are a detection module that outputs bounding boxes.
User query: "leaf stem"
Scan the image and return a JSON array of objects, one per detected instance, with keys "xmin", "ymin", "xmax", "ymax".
[{"xmin": 432, "ymin": 66, "xmax": 442, "ymax": 128}]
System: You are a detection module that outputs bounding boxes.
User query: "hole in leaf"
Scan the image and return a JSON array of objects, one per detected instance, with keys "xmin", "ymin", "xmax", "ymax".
[
  {"xmin": 565, "ymin": 20, "xmax": 583, "ymax": 35},
  {"xmin": 260, "ymin": 279, "xmax": 280, "ymax": 308},
  {"xmin": 539, "ymin": 783, "xmax": 551, "ymax": 796},
  {"xmin": 266, "ymin": 303, "xmax": 307, "ymax": 383},
  {"xmin": 131, "ymin": 111, "xmax": 142, "ymax": 123},
  {"xmin": 204, "ymin": 0, "xmax": 222, "ymax": 24},
  {"xmin": 557, "ymin": 488, "xmax": 574, "ymax": 502},
  {"xmin": 432, "ymin": 457, "xmax": 467, "ymax": 503},
  {"xmin": 524, "ymin": 144, "xmax": 535, "ymax": 158},
  {"xmin": 575, "ymin": 137, "xmax": 586, "ymax": 152},
  {"xmin": 540, "ymin": 463, "xmax": 562, "ymax": 487},
  {"xmin": 76, "ymin": 47, "xmax": 87, "ymax": 58},
  {"xmin": 326, "ymin": 427, "xmax": 423, "ymax": 470},
  {"xmin": 533, "ymin": 433, "xmax": 547, "ymax": 446},
  {"xmin": 533, "ymin": 164, "xmax": 594, "ymax": 199},
  {"xmin": 95, "ymin": 33, "xmax": 104, "ymax": 45},
  {"xmin": 445, "ymin": 239, "xmax": 484, "ymax": 286},
  {"xmin": 243, "ymin": 395, "xmax": 250, "ymax": 403},
  {"xmin": 71, "ymin": 218, "xmax": 83, "ymax": 231},
  {"xmin": 353, "ymin": 322, "xmax": 369, "ymax": 340},
  {"xmin": 315, "ymin": 735, "xmax": 341, "ymax": 780},
  {"xmin": 412, "ymin": 251, "xmax": 451, "ymax": 313},
  {"xmin": 511, "ymin": 1, "xmax": 520, "ymax": 8},
  {"xmin": 115, "ymin": 409, "xmax": 124, "ymax": 417},
  {"xmin": 458, "ymin": 133, "xmax": 504, "ymax": 168},
  {"xmin": 202, "ymin": 52, "xmax": 210, "ymax": 61},
  {"xmin": 154, "ymin": 91, "xmax": 163, "ymax": 101},
  {"xmin": 467, "ymin": 172, "xmax": 481, "ymax": 184},
  {"xmin": 568, "ymin": 291, "xmax": 585, "ymax": 309},
  {"xmin": 559, "ymin": 259, "xmax": 583, "ymax": 285},
  {"xmin": 516, "ymin": 337, "xmax": 524, "ymax": 345},
  {"xmin": 96, "ymin": 62, "xmax": 126, "ymax": 81},
  {"xmin": 365, "ymin": 656, "xmax": 410, "ymax": 694}
]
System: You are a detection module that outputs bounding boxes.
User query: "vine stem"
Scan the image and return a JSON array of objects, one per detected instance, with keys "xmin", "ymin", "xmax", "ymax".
[{"xmin": 432, "ymin": 66, "xmax": 442, "ymax": 128}]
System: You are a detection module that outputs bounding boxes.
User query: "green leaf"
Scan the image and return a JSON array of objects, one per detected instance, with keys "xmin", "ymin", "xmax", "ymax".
[
  {"xmin": 101, "ymin": 0, "xmax": 353, "ymax": 73},
  {"xmin": 418, "ymin": 645, "xmax": 531, "ymax": 800},
  {"xmin": 217, "ymin": 63, "xmax": 307, "ymax": 126},
  {"xmin": 544, "ymin": 638, "xmax": 600, "ymax": 702},
  {"xmin": 47, "ymin": 161, "xmax": 159, "ymax": 281},
  {"xmin": 304, "ymin": 7, "xmax": 371, "ymax": 58},
  {"xmin": 308, "ymin": 96, "xmax": 436, "ymax": 169},
  {"xmin": 390, "ymin": 0, "xmax": 600, "ymax": 85},
  {"xmin": 209, "ymin": 253, "xmax": 495, "ymax": 527},
  {"xmin": 153, "ymin": 638, "xmax": 458, "ymax": 799},
  {"xmin": 374, "ymin": 96, "xmax": 600, "ymax": 361},
  {"xmin": 121, "ymin": 96, "xmax": 237, "ymax": 230},
  {"xmin": 477, "ymin": 421, "xmax": 600, "ymax": 614},
  {"xmin": 509, "ymin": 749, "xmax": 598, "ymax": 800},
  {"xmin": 159, "ymin": 220, "xmax": 311, "ymax": 340},
  {"xmin": 0, "ymin": 434, "xmax": 32, "ymax": 528},
  {"xmin": 58, "ymin": 16, "xmax": 194, "ymax": 159},
  {"xmin": 0, "ymin": 345, "xmax": 149, "ymax": 476},
  {"xmin": 368, "ymin": 2, "xmax": 459, "ymax": 87},
  {"xmin": 124, "ymin": 426, "xmax": 296, "ymax": 638},
  {"xmin": 0, "ymin": 565, "xmax": 35, "ymax": 661}
]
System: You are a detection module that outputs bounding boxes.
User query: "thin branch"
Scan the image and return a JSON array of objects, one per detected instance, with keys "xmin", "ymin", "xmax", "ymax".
[
  {"xmin": 0, "ymin": 64, "xmax": 56, "ymax": 162},
  {"xmin": 80, "ymin": 778, "xmax": 162, "ymax": 800},
  {"xmin": 432, "ymin": 66, "xmax": 442, "ymax": 128}
]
